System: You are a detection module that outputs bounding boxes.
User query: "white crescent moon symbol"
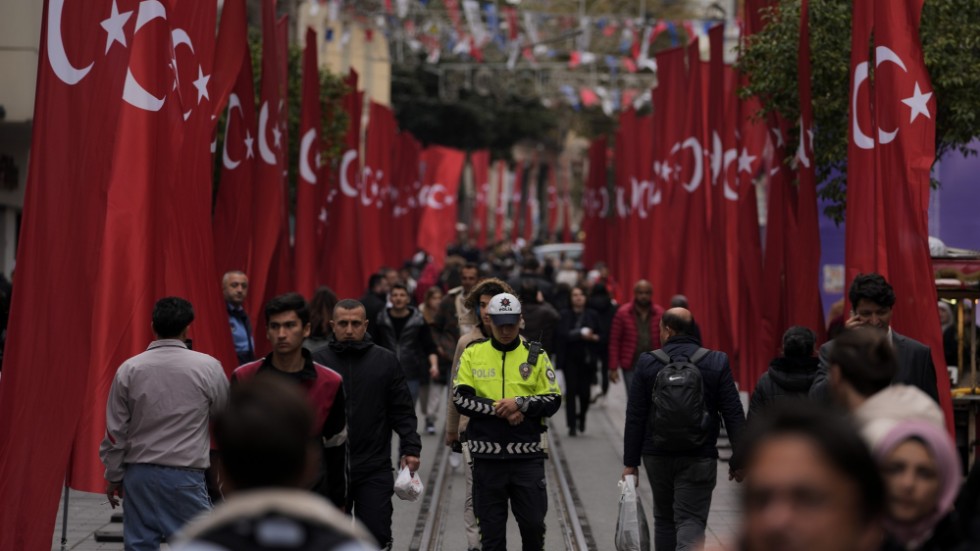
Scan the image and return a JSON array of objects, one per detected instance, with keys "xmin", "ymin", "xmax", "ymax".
[
  {"xmin": 171, "ymin": 28, "xmax": 194, "ymax": 120},
  {"xmin": 257, "ymin": 102, "xmax": 277, "ymax": 165},
  {"xmin": 299, "ymin": 129, "xmax": 317, "ymax": 184},
  {"xmin": 615, "ymin": 187, "xmax": 629, "ymax": 218},
  {"xmin": 426, "ymin": 184, "xmax": 449, "ymax": 209},
  {"xmin": 851, "ymin": 61, "xmax": 874, "ymax": 150},
  {"xmin": 681, "ymin": 137, "xmax": 703, "ymax": 193},
  {"xmin": 722, "ymin": 149, "xmax": 738, "ymax": 201},
  {"xmin": 630, "ymin": 178, "xmax": 648, "ymax": 219},
  {"xmin": 875, "ymin": 46, "xmax": 909, "ymax": 145},
  {"xmin": 47, "ymin": 0, "xmax": 93, "ymax": 85},
  {"xmin": 797, "ymin": 116, "xmax": 811, "ymax": 168},
  {"xmin": 222, "ymin": 94, "xmax": 243, "ymax": 170},
  {"xmin": 710, "ymin": 131, "xmax": 723, "ymax": 185},
  {"xmin": 339, "ymin": 149, "xmax": 359, "ymax": 197},
  {"xmin": 122, "ymin": 0, "xmax": 167, "ymax": 112}
]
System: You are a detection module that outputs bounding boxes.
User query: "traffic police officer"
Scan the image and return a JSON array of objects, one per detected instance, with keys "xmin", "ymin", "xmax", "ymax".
[{"xmin": 453, "ymin": 292, "xmax": 562, "ymax": 551}]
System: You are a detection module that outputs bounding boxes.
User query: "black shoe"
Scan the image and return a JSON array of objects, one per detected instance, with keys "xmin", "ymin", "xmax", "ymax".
[
  {"xmin": 578, "ymin": 417, "xmax": 586, "ymax": 433},
  {"xmin": 569, "ymin": 427, "xmax": 577, "ymax": 437}
]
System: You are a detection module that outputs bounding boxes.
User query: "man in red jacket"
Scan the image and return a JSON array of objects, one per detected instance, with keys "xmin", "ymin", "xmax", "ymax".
[{"xmin": 609, "ymin": 280, "xmax": 664, "ymax": 390}]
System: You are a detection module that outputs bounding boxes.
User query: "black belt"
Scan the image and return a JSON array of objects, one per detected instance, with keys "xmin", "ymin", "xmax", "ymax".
[{"xmin": 138, "ymin": 463, "xmax": 206, "ymax": 473}]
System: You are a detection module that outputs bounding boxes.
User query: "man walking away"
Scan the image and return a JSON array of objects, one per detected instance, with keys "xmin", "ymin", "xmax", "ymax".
[
  {"xmin": 622, "ymin": 307, "xmax": 745, "ymax": 551},
  {"xmin": 747, "ymin": 326, "xmax": 820, "ymax": 422},
  {"xmin": 100, "ymin": 297, "xmax": 229, "ymax": 550}
]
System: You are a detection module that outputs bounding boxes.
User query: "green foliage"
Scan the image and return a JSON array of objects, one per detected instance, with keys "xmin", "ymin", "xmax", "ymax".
[
  {"xmin": 212, "ymin": 29, "xmax": 349, "ymax": 210},
  {"xmin": 736, "ymin": 0, "xmax": 980, "ymax": 223}
]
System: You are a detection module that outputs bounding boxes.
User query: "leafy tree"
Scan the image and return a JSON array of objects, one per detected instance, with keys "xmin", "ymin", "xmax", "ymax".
[{"xmin": 736, "ymin": 0, "xmax": 980, "ymax": 222}]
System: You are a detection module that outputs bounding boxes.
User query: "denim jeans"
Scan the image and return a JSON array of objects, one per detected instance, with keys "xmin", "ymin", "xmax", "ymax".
[
  {"xmin": 122, "ymin": 463, "xmax": 212, "ymax": 550},
  {"xmin": 642, "ymin": 456, "xmax": 717, "ymax": 551}
]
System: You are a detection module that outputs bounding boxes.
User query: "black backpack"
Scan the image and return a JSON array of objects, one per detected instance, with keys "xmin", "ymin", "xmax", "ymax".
[{"xmin": 649, "ymin": 348, "xmax": 711, "ymax": 451}]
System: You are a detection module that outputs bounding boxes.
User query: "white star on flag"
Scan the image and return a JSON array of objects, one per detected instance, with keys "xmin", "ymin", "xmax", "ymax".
[
  {"xmin": 902, "ymin": 82, "xmax": 933, "ymax": 124},
  {"xmin": 272, "ymin": 125, "xmax": 282, "ymax": 148},
  {"xmin": 193, "ymin": 66, "xmax": 210, "ymax": 104},
  {"xmin": 737, "ymin": 148, "xmax": 757, "ymax": 174},
  {"xmin": 101, "ymin": 1, "xmax": 132, "ymax": 54},
  {"xmin": 244, "ymin": 130, "xmax": 254, "ymax": 159}
]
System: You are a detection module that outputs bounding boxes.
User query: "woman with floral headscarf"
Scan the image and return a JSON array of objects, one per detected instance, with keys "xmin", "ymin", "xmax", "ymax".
[{"xmin": 875, "ymin": 420, "xmax": 969, "ymax": 551}]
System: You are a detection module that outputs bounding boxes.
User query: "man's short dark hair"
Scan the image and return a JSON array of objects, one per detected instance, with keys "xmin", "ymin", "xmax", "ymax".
[
  {"xmin": 661, "ymin": 310, "xmax": 696, "ymax": 337},
  {"xmin": 522, "ymin": 257, "xmax": 540, "ymax": 272},
  {"xmin": 828, "ymin": 327, "xmax": 897, "ymax": 397},
  {"xmin": 367, "ymin": 273, "xmax": 385, "ymax": 292},
  {"xmin": 334, "ymin": 298, "xmax": 366, "ymax": 317},
  {"xmin": 390, "ymin": 282, "xmax": 409, "ymax": 294},
  {"xmin": 264, "ymin": 292, "xmax": 310, "ymax": 325},
  {"xmin": 740, "ymin": 403, "xmax": 885, "ymax": 523},
  {"xmin": 462, "ymin": 262, "xmax": 480, "ymax": 274},
  {"xmin": 464, "ymin": 278, "xmax": 514, "ymax": 311},
  {"xmin": 782, "ymin": 326, "xmax": 816, "ymax": 358},
  {"xmin": 152, "ymin": 297, "xmax": 194, "ymax": 339},
  {"xmin": 215, "ymin": 375, "xmax": 313, "ymax": 489},
  {"xmin": 848, "ymin": 273, "xmax": 896, "ymax": 309}
]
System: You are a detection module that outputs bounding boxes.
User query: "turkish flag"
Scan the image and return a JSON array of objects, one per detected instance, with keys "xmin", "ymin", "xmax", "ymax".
[
  {"xmin": 787, "ymin": 0, "xmax": 827, "ymax": 343},
  {"xmin": 471, "ymin": 150, "xmax": 491, "ymax": 249},
  {"xmin": 295, "ymin": 28, "xmax": 321, "ymax": 299},
  {"xmin": 213, "ymin": 14, "xmax": 256, "ymax": 278},
  {"xmin": 391, "ymin": 131, "xmax": 422, "ymax": 263},
  {"xmin": 582, "ymin": 138, "xmax": 609, "ymax": 269},
  {"xmin": 363, "ymin": 102, "xmax": 397, "ymax": 270},
  {"xmin": 417, "ymin": 146, "xmax": 466, "ymax": 266},
  {"xmin": 248, "ymin": 0, "xmax": 289, "ymax": 348},
  {"xmin": 210, "ymin": 0, "xmax": 247, "ymax": 120},
  {"xmin": 509, "ymin": 162, "xmax": 524, "ymax": 243},
  {"xmin": 560, "ymin": 166, "xmax": 574, "ymax": 243},
  {"xmin": 523, "ymin": 161, "xmax": 538, "ymax": 243},
  {"xmin": 546, "ymin": 164, "xmax": 559, "ymax": 236},
  {"xmin": 493, "ymin": 160, "xmax": 507, "ymax": 244},
  {"xmin": 322, "ymin": 70, "xmax": 363, "ymax": 299}
]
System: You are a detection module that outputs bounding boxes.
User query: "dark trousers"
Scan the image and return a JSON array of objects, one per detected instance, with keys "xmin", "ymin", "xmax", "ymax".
[
  {"xmin": 564, "ymin": 363, "xmax": 593, "ymax": 432},
  {"xmin": 472, "ymin": 457, "xmax": 547, "ymax": 551},
  {"xmin": 347, "ymin": 468, "xmax": 394, "ymax": 549},
  {"xmin": 642, "ymin": 456, "xmax": 717, "ymax": 551}
]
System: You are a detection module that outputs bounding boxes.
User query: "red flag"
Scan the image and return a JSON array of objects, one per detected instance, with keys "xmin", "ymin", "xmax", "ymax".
[
  {"xmin": 323, "ymin": 71, "xmax": 364, "ymax": 298},
  {"xmin": 363, "ymin": 102, "xmax": 397, "ymax": 270},
  {"xmin": 471, "ymin": 150, "xmax": 491, "ymax": 249},
  {"xmin": 509, "ymin": 162, "xmax": 524, "ymax": 243},
  {"xmin": 788, "ymin": 0, "xmax": 827, "ymax": 341},
  {"xmin": 213, "ymin": 14, "xmax": 256, "ymax": 277},
  {"xmin": 523, "ymin": 161, "xmax": 538, "ymax": 242},
  {"xmin": 0, "ymin": 0, "xmax": 124, "ymax": 545},
  {"xmin": 248, "ymin": 0, "xmax": 288, "ymax": 344},
  {"xmin": 391, "ymin": 131, "xmax": 422, "ymax": 263},
  {"xmin": 559, "ymin": 165, "xmax": 574, "ymax": 243},
  {"xmin": 494, "ymin": 160, "xmax": 507, "ymax": 243},
  {"xmin": 210, "ymin": 0, "xmax": 247, "ymax": 119},
  {"xmin": 417, "ymin": 146, "xmax": 466, "ymax": 266},
  {"xmin": 582, "ymin": 138, "xmax": 609, "ymax": 269},
  {"xmin": 295, "ymin": 28, "xmax": 321, "ymax": 299},
  {"xmin": 546, "ymin": 164, "xmax": 559, "ymax": 236}
]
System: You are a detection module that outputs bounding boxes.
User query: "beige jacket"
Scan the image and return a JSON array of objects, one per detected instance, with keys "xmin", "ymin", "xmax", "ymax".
[
  {"xmin": 855, "ymin": 384, "xmax": 945, "ymax": 449},
  {"xmin": 446, "ymin": 326, "xmax": 486, "ymax": 439}
]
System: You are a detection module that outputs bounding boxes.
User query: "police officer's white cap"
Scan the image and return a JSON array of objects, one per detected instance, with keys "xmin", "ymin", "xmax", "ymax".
[{"xmin": 487, "ymin": 293, "xmax": 522, "ymax": 326}]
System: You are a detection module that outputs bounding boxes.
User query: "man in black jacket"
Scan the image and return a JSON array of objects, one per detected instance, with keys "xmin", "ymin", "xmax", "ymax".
[
  {"xmin": 809, "ymin": 273, "xmax": 940, "ymax": 403},
  {"xmin": 313, "ymin": 299, "xmax": 421, "ymax": 551},
  {"xmin": 622, "ymin": 307, "xmax": 745, "ymax": 551},
  {"xmin": 747, "ymin": 326, "xmax": 819, "ymax": 423}
]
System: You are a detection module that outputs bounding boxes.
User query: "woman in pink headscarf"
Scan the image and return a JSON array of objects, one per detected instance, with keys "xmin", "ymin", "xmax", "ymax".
[{"xmin": 874, "ymin": 420, "xmax": 968, "ymax": 551}]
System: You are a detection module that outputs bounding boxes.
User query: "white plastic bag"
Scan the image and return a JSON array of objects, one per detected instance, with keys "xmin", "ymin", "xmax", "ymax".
[
  {"xmin": 615, "ymin": 475, "xmax": 651, "ymax": 551},
  {"xmin": 394, "ymin": 466, "xmax": 424, "ymax": 502}
]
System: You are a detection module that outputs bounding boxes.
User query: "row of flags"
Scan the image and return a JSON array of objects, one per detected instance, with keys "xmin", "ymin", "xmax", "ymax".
[{"xmin": 580, "ymin": 0, "xmax": 952, "ymax": 431}]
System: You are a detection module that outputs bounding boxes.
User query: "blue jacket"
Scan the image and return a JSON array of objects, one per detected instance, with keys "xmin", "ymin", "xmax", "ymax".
[{"xmin": 623, "ymin": 335, "xmax": 746, "ymax": 469}]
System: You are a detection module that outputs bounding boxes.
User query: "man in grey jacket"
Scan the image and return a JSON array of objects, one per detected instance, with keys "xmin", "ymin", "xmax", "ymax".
[{"xmin": 100, "ymin": 297, "xmax": 229, "ymax": 550}]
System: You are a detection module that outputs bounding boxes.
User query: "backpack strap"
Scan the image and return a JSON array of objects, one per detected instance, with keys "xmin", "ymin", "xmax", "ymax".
[
  {"xmin": 651, "ymin": 349, "xmax": 671, "ymax": 365},
  {"xmin": 690, "ymin": 348, "xmax": 710, "ymax": 364}
]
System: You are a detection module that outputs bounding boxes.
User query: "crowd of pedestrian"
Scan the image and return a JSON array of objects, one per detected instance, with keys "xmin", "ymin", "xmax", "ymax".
[{"xmin": 96, "ymin": 237, "xmax": 980, "ymax": 551}]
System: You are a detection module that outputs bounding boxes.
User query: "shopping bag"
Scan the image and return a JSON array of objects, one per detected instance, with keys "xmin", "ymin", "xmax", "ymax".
[
  {"xmin": 615, "ymin": 475, "xmax": 651, "ymax": 551},
  {"xmin": 394, "ymin": 466, "xmax": 424, "ymax": 502}
]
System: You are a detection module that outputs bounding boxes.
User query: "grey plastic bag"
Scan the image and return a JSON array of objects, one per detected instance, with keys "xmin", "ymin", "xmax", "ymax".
[{"xmin": 615, "ymin": 475, "xmax": 651, "ymax": 551}]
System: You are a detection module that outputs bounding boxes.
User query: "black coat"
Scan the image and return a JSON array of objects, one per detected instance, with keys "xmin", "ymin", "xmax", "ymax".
[
  {"xmin": 747, "ymin": 356, "xmax": 819, "ymax": 421},
  {"xmin": 521, "ymin": 302, "xmax": 561, "ymax": 354},
  {"xmin": 880, "ymin": 513, "xmax": 970, "ymax": 551},
  {"xmin": 810, "ymin": 330, "xmax": 939, "ymax": 403},
  {"xmin": 624, "ymin": 335, "xmax": 746, "ymax": 469},
  {"xmin": 587, "ymin": 295, "xmax": 616, "ymax": 368},
  {"xmin": 374, "ymin": 306, "xmax": 432, "ymax": 381},
  {"xmin": 312, "ymin": 335, "xmax": 421, "ymax": 476},
  {"xmin": 555, "ymin": 308, "xmax": 601, "ymax": 375}
]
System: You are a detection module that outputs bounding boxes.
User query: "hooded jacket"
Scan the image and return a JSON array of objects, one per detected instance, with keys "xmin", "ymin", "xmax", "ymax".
[
  {"xmin": 747, "ymin": 356, "xmax": 820, "ymax": 421},
  {"xmin": 312, "ymin": 334, "xmax": 421, "ymax": 475}
]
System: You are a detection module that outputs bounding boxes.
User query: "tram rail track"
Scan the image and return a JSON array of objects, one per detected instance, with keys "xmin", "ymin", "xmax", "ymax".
[{"xmin": 410, "ymin": 423, "xmax": 595, "ymax": 550}]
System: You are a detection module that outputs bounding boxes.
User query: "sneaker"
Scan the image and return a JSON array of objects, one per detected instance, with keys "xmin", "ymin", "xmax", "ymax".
[
  {"xmin": 449, "ymin": 451, "xmax": 462, "ymax": 469},
  {"xmin": 425, "ymin": 422, "xmax": 436, "ymax": 435}
]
